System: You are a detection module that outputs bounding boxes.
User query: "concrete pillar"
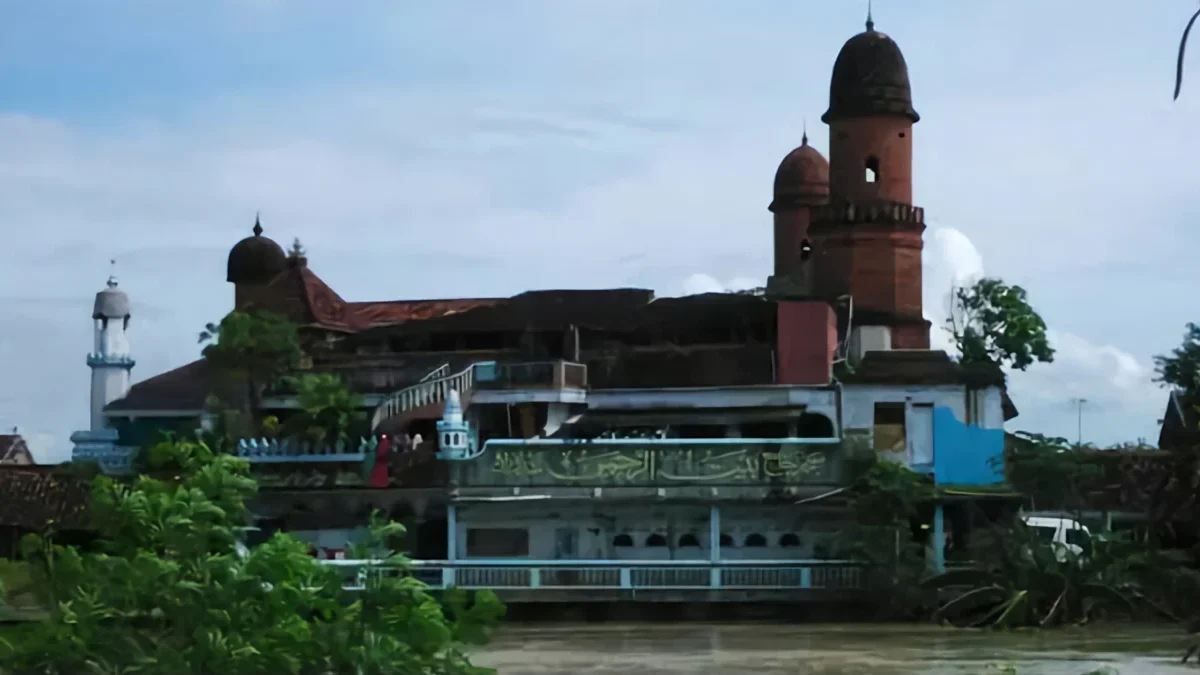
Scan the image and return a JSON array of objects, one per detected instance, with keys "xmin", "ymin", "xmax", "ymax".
[
  {"xmin": 447, "ymin": 503, "xmax": 458, "ymax": 561},
  {"xmin": 932, "ymin": 503, "xmax": 945, "ymax": 574},
  {"xmin": 442, "ymin": 503, "xmax": 458, "ymax": 588},
  {"xmin": 709, "ymin": 504, "xmax": 721, "ymax": 588}
]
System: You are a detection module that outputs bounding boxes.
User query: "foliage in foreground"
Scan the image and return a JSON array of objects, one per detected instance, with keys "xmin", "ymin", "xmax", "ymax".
[
  {"xmin": 0, "ymin": 438, "xmax": 502, "ymax": 675},
  {"xmin": 842, "ymin": 459, "xmax": 937, "ymax": 619},
  {"xmin": 924, "ymin": 522, "xmax": 1150, "ymax": 629}
]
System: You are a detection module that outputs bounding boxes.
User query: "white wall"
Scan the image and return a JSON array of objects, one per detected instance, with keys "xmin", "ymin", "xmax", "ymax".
[
  {"xmin": 453, "ymin": 503, "xmax": 850, "ymax": 561},
  {"xmin": 842, "ymin": 383, "xmax": 1005, "ymax": 433}
]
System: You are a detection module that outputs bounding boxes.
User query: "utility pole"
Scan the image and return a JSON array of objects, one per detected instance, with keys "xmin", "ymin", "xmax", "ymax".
[{"xmin": 1070, "ymin": 398, "xmax": 1088, "ymax": 447}]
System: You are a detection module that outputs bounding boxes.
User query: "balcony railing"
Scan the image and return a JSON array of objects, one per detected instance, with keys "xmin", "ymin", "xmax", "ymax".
[
  {"xmin": 236, "ymin": 436, "xmax": 378, "ymax": 463},
  {"xmin": 323, "ymin": 559, "xmax": 864, "ymax": 593},
  {"xmin": 473, "ymin": 360, "xmax": 587, "ymax": 390}
]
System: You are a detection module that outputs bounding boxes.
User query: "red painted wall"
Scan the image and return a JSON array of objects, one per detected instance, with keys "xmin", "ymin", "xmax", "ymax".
[{"xmin": 776, "ymin": 301, "xmax": 837, "ymax": 385}]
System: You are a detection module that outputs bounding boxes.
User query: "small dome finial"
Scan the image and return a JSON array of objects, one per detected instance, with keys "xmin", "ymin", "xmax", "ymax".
[
  {"xmin": 866, "ymin": 0, "xmax": 874, "ymax": 32},
  {"xmin": 253, "ymin": 212, "xmax": 263, "ymax": 237},
  {"xmin": 801, "ymin": 118, "xmax": 808, "ymax": 146},
  {"xmin": 107, "ymin": 258, "xmax": 118, "ymax": 288}
]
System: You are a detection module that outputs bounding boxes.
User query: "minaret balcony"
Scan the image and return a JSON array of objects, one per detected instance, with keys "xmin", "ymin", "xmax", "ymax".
[{"xmin": 86, "ymin": 353, "xmax": 136, "ymax": 368}]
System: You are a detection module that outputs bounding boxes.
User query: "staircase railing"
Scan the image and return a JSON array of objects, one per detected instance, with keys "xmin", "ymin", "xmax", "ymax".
[
  {"xmin": 418, "ymin": 363, "xmax": 450, "ymax": 383},
  {"xmin": 369, "ymin": 364, "xmax": 475, "ymax": 431}
]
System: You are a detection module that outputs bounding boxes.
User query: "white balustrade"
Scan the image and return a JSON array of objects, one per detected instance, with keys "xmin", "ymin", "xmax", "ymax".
[
  {"xmin": 369, "ymin": 364, "xmax": 476, "ymax": 431},
  {"xmin": 323, "ymin": 559, "xmax": 865, "ymax": 593}
]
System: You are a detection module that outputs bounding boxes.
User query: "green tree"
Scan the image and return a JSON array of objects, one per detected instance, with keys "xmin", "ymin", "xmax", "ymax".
[
  {"xmin": 1000, "ymin": 431, "xmax": 1099, "ymax": 510},
  {"xmin": 199, "ymin": 311, "xmax": 303, "ymax": 417},
  {"xmin": 1, "ymin": 437, "xmax": 502, "ymax": 674},
  {"xmin": 945, "ymin": 277, "xmax": 1054, "ymax": 371},
  {"xmin": 282, "ymin": 373, "xmax": 368, "ymax": 446},
  {"xmin": 843, "ymin": 459, "xmax": 937, "ymax": 619},
  {"xmin": 1154, "ymin": 322, "xmax": 1200, "ymax": 398}
]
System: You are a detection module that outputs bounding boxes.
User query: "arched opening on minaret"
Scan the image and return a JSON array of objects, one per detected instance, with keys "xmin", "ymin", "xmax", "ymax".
[{"xmin": 865, "ymin": 156, "xmax": 880, "ymax": 183}]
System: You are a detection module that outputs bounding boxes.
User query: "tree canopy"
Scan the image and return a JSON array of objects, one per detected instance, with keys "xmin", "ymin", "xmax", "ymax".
[
  {"xmin": 945, "ymin": 277, "xmax": 1054, "ymax": 371},
  {"xmin": 282, "ymin": 373, "xmax": 368, "ymax": 445},
  {"xmin": 1154, "ymin": 322, "xmax": 1200, "ymax": 399},
  {"xmin": 199, "ymin": 310, "xmax": 303, "ymax": 414},
  {"xmin": 0, "ymin": 437, "xmax": 502, "ymax": 674}
]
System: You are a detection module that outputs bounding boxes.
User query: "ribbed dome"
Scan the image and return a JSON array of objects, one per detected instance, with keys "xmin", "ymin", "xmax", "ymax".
[
  {"xmin": 822, "ymin": 24, "xmax": 918, "ymax": 124},
  {"xmin": 769, "ymin": 134, "xmax": 830, "ymax": 212},
  {"xmin": 226, "ymin": 217, "xmax": 286, "ymax": 284},
  {"xmin": 93, "ymin": 277, "xmax": 130, "ymax": 319}
]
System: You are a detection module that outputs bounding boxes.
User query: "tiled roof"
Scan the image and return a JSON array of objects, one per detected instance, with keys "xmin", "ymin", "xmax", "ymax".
[
  {"xmin": 0, "ymin": 435, "xmax": 33, "ymax": 465},
  {"xmin": 0, "ymin": 467, "xmax": 92, "ymax": 530},
  {"xmin": 252, "ymin": 261, "xmax": 499, "ymax": 333},
  {"xmin": 105, "ymin": 359, "xmax": 212, "ymax": 413}
]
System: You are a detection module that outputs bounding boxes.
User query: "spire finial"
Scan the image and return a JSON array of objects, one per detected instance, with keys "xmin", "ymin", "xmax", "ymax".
[
  {"xmin": 107, "ymin": 258, "xmax": 118, "ymax": 288},
  {"xmin": 253, "ymin": 212, "xmax": 263, "ymax": 237},
  {"xmin": 866, "ymin": 0, "xmax": 874, "ymax": 31},
  {"xmin": 801, "ymin": 118, "xmax": 808, "ymax": 146}
]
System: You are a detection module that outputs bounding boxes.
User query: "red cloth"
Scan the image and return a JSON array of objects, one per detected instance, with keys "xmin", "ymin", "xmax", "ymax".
[{"xmin": 368, "ymin": 435, "xmax": 391, "ymax": 488}]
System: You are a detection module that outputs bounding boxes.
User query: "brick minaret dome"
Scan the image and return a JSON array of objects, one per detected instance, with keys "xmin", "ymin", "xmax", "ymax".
[
  {"xmin": 809, "ymin": 15, "xmax": 930, "ymax": 349},
  {"xmin": 769, "ymin": 131, "xmax": 829, "ymax": 278}
]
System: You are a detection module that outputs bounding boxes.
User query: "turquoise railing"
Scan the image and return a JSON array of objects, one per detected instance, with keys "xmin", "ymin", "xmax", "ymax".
[
  {"xmin": 236, "ymin": 437, "xmax": 377, "ymax": 463},
  {"xmin": 322, "ymin": 558, "xmax": 864, "ymax": 593}
]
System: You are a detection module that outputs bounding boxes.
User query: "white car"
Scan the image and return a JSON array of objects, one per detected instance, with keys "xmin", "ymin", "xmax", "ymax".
[{"xmin": 1021, "ymin": 515, "xmax": 1092, "ymax": 561}]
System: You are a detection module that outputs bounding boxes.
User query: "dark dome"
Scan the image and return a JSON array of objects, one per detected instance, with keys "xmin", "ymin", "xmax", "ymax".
[
  {"xmin": 822, "ymin": 25, "xmax": 918, "ymax": 123},
  {"xmin": 226, "ymin": 218, "xmax": 286, "ymax": 284},
  {"xmin": 769, "ymin": 134, "xmax": 829, "ymax": 212}
]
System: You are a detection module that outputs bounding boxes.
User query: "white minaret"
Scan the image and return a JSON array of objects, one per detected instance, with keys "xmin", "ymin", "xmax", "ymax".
[{"xmin": 87, "ymin": 263, "xmax": 134, "ymax": 431}]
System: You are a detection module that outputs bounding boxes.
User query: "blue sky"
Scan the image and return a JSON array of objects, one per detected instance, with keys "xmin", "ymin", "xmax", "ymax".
[{"xmin": 1, "ymin": 0, "xmax": 1198, "ymax": 461}]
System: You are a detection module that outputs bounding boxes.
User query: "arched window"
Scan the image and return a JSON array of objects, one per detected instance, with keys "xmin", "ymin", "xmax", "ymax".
[
  {"xmin": 612, "ymin": 534, "xmax": 633, "ymax": 547},
  {"xmin": 744, "ymin": 533, "xmax": 767, "ymax": 548},
  {"xmin": 865, "ymin": 156, "xmax": 880, "ymax": 183},
  {"xmin": 720, "ymin": 533, "xmax": 735, "ymax": 547},
  {"xmin": 645, "ymin": 533, "xmax": 667, "ymax": 547},
  {"xmin": 677, "ymin": 533, "xmax": 701, "ymax": 548},
  {"xmin": 779, "ymin": 533, "xmax": 801, "ymax": 548}
]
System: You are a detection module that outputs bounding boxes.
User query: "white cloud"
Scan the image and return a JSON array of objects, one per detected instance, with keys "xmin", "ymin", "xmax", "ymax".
[
  {"xmin": 678, "ymin": 274, "xmax": 761, "ymax": 296},
  {"xmin": 922, "ymin": 226, "xmax": 1163, "ymax": 445}
]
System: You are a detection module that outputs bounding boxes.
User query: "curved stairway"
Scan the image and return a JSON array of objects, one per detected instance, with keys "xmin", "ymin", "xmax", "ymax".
[{"xmin": 369, "ymin": 363, "xmax": 475, "ymax": 432}]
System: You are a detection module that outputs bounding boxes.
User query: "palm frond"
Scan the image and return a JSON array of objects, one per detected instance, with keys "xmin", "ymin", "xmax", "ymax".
[{"xmin": 1174, "ymin": 7, "xmax": 1200, "ymax": 100}]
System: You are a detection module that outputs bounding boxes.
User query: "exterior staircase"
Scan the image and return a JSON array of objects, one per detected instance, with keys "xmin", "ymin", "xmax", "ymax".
[{"xmin": 369, "ymin": 363, "xmax": 475, "ymax": 432}]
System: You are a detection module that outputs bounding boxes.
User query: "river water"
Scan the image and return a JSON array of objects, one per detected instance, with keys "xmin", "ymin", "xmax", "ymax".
[{"xmin": 476, "ymin": 624, "xmax": 1194, "ymax": 674}]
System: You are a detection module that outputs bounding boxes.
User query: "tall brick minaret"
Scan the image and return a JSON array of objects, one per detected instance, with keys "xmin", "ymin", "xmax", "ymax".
[{"xmin": 809, "ymin": 14, "xmax": 930, "ymax": 349}]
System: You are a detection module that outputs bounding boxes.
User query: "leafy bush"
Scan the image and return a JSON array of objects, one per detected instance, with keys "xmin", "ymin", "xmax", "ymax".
[
  {"xmin": 925, "ymin": 522, "xmax": 1139, "ymax": 629},
  {"xmin": 0, "ymin": 438, "xmax": 502, "ymax": 675}
]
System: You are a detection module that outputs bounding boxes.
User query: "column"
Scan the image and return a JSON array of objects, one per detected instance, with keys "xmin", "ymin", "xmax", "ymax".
[
  {"xmin": 932, "ymin": 503, "xmax": 945, "ymax": 574},
  {"xmin": 443, "ymin": 503, "xmax": 458, "ymax": 588},
  {"xmin": 709, "ymin": 504, "xmax": 721, "ymax": 588}
]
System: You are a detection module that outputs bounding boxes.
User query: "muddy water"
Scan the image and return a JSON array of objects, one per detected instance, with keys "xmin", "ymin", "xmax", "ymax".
[{"xmin": 476, "ymin": 624, "xmax": 1193, "ymax": 674}]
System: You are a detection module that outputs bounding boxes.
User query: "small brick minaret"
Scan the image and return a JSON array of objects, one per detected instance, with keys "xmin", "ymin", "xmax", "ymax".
[
  {"xmin": 769, "ymin": 129, "xmax": 829, "ymax": 279},
  {"xmin": 809, "ymin": 15, "xmax": 930, "ymax": 349}
]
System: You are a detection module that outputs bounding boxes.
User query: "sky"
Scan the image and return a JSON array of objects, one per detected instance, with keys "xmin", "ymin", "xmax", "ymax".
[{"xmin": 2, "ymin": 0, "xmax": 1199, "ymax": 462}]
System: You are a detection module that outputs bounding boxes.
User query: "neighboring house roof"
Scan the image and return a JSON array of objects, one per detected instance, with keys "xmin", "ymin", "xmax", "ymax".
[
  {"xmin": 0, "ymin": 467, "xmax": 92, "ymax": 530},
  {"xmin": 0, "ymin": 435, "xmax": 33, "ymax": 465},
  {"xmin": 105, "ymin": 359, "xmax": 213, "ymax": 413},
  {"xmin": 1158, "ymin": 389, "xmax": 1197, "ymax": 450}
]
